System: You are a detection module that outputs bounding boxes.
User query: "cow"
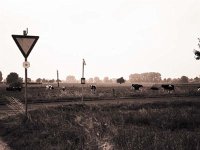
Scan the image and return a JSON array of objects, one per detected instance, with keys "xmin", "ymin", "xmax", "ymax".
[
  {"xmin": 161, "ymin": 84, "xmax": 175, "ymax": 93},
  {"xmin": 46, "ymin": 85, "xmax": 54, "ymax": 90},
  {"xmin": 90, "ymin": 85, "xmax": 96, "ymax": 94},
  {"xmin": 61, "ymin": 86, "xmax": 66, "ymax": 91},
  {"xmin": 131, "ymin": 84, "xmax": 143, "ymax": 91},
  {"xmin": 197, "ymin": 86, "xmax": 200, "ymax": 91}
]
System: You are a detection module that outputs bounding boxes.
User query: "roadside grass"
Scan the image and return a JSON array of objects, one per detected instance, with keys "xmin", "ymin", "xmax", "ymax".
[{"xmin": 0, "ymin": 100, "xmax": 200, "ymax": 150}]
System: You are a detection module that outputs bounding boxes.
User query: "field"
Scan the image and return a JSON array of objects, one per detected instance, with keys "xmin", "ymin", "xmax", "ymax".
[
  {"xmin": 0, "ymin": 83, "xmax": 200, "ymax": 105},
  {"xmin": 0, "ymin": 83, "xmax": 200, "ymax": 150},
  {"xmin": 0, "ymin": 98, "xmax": 200, "ymax": 150}
]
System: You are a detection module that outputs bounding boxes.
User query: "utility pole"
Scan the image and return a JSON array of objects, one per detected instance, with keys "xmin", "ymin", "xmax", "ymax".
[
  {"xmin": 57, "ymin": 70, "xmax": 60, "ymax": 87},
  {"xmin": 81, "ymin": 59, "xmax": 86, "ymax": 102}
]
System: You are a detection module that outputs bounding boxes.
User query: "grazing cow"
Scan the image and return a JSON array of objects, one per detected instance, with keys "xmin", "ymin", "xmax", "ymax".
[
  {"xmin": 197, "ymin": 86, "xmax": 200, "ymax": 91},
  {"xmin": 61, "ymin": 86, "xmax": 66, "ymax": 91},
  {"xmin": 161, "ymin": 84, "xmax": 175, "ymax": 93},
  {"xmin": 150, "ymin": 86, "xmax": 159, "ymax": 90},
  {"xmin": 46, "ymin": 85, "xmax": 54, "ymax": 90},
  {"xmin": 90, "ymin": 85, "xmax": 96, "ymax": 94},
  {"xmin": 131, "ymin": 84, "xmax": 143, "ymax": 91},
  {"xmin": 6, "ymin": 86, "xmax": 22, "ymax": 92}
]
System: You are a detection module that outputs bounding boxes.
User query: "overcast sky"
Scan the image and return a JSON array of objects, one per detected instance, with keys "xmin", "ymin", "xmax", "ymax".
[{"xmin": 0, "ymin": 0, "xmax": 200, "ymax": 81}]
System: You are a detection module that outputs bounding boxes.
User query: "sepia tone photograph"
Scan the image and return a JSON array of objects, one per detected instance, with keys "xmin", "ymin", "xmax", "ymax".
[{"xmin": 0, "ymin": 0, "xmax": 200, "ymax": 149}]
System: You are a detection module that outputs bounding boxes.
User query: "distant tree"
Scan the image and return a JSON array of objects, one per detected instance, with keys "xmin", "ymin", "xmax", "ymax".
[
  {"xmin": 103, "ymin": 77, "xmax": 109, "ymax": 83},
  {"xmin": 171, "ymin": 78, "xmax": 178, "ymax": 84},
  {"xmin": 27, "ymin": 78, "xmax": 31, "ymax": 83},
  {"xmin": 18, "ymin": 77, "xmax": 23, "ymax": 83},
  {"xmin": 36, "ymin": 78, "xmax": 42, "ymax": 83},
  {"xmin": 6, "ymin": 72, "xmax": 22, "ymax": 87},
  {"xmin": 42, "ymin": 78, "xmax": 48, "ymax": 83},
  {"xmin": 94, "ymin": 77, "xmax": 102, "ymax": 83},
  {"xmin": 129, "ymin": 72, "xmax": 161, "ymax": 83},
  {"xmin": 194, "ymin": 77, "xmax": 200, "ymax": 83},
  {"xmin": 103, "ymin": 77, "xmax": 112, "ymax": 83},
  {"xmin": 111, "ymin": 78, "xmax": 116, "ymax": 83},
  {"xmin": 0, "ymin": 71, "xmax": 2, "ymax": 82},
  {"xmin": 49, "ymin": 79, "xmax": 55, "ymax": 83},
  {"xmin": 166, "ymin": 78, "xmax": 172, "ymax": 83},
  {"xmin": 88, "ymin": 78, "xmax": 94, "ymax": 83},
  {"xmin": 66, "ymin": 75, "xmax": 77, "ymax": 83},
  {"xmin": 179, "ymin": 76, "xmax": 189, "ymax": 83},
  {"xmin": 116, "ymin": 77, "xmax": 125, "ymax": 84}
]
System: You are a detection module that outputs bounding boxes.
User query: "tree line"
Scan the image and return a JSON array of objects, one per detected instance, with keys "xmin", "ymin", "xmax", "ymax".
[{"xmin": 0, "ymin": 71, "xmax": 200, "ymax": 86}]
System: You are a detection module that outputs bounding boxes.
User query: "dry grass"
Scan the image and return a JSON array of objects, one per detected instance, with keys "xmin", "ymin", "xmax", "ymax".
[{"xmin": 0, "ymin": 99, "xmax": 200, "ymax": 150}]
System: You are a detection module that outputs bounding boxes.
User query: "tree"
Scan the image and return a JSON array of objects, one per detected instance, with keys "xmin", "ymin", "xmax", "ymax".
[
  {"xmin": 94, "ymin": 77, "xmax": 102, "ymax": 83},
  {"xmin": 179, "ymin": 76, "xmax": 189, "ymax": 83},
  {"xmin": 88, "ymin": 78, "xmax": 94, "ymax": 83},
  {"xmin": 194, "ymin": 77, "xmax": 200, "ymax": 83},
  {"xmin": 116, "ymin": 77, "xmax": 125, "ymax": 84},
  {"xmin": 129, "ymin": 72, "xmax": 161, "ymax": 83},
  {"xmin": 36, "ymin": 78, "xmax": 42, "ymax": 83},
  {"xmin": 66, "ymin": 75, "xmax": 77, "ymax": 83},
  {"xmin": 49, "ymin": 79, "xmax": 55, "ymax": 83},
  {"xmin": 0, "ymin": 71, "xmax": 2, "ymax": 82},
  {"xmin": 27, "ymin": 78, "xmax": 31, "ymax": 83},
  {"xmin": 6, "ymin": 72, "xmax": 22, "ymax": 86}
]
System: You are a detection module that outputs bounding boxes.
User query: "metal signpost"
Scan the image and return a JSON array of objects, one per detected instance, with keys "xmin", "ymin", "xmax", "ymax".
[
  {"xmin": 12, "ymin": 29, "xmax": 39, "ymax": 117},
  {"xmin": 57, "ymin": 70, "xmax": 60, "ymax": 87},
  {"xmin": 81, "ymin": 59, "xmax": 86, "ymax": 102}
]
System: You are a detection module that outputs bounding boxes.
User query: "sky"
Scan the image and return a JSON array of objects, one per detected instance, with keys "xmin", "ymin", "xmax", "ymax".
[{"xmin": 0, "ymin": 0, "xmax": 200, "ymax": 81}]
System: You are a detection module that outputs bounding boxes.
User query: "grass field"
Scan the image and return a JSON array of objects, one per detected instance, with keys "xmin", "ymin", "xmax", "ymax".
[
  {"xmin": 0, "ymin": 98, "xmax": 200, "ymax": 150},
  {"xmin": 0, "ymin": 83, "xmax": 200, "ymax": 149},
  {"xmin": 0, "ymin": 83, "xmax": 200, "ymax": 105}
]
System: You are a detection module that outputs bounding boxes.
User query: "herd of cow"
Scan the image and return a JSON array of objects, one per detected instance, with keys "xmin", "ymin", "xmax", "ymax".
[
  {"xmin": 131, "ymin": 84, "xmax": 175, "ymax": 93},
  {"xmin": 49, "ymin": 84, "xmax": 177, "ymax": 94},
  {"xmin": 5, "ymin": 83, "xmax": 200, "ymax": 94}
]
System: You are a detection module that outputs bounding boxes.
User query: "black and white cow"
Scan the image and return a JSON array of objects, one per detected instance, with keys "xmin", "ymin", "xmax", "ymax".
[
  {"xmin": 197, "ymin": 86, "xmax": 200, "ymax": 92},
  {"xmin": 131, "ymin": 84, "xmax": 143, "ymax": 91},
  {"xmin": 46, "ymin": 85, "xmax": 54, "ymax": 90},
  {"xmin": 61, "ymin": 86, "xmax": 66, "ymax": 91},
  {"xmin": 161, "ymin": 84, "xmax": 175, "ymax": 93},
  {"xmin": 90, "ymin": 85, "xmax": 96, "ymax": 94}
]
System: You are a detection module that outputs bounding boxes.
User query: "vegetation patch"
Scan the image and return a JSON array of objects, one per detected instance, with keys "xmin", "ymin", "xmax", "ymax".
[{"xmin": 0, "ymin": 100, "xmax": 200, "ymax": 150}]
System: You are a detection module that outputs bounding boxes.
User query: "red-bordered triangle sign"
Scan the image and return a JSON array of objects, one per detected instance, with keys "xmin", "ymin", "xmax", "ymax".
[{"xmin": 12, "ymin": 35, "xmax": 39, "ymax": 58}]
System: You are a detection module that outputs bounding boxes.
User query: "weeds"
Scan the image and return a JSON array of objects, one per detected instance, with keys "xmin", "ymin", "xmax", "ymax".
[{"xmin": 0, "ymin": 100, "xmax": 200, "ymax": 149}]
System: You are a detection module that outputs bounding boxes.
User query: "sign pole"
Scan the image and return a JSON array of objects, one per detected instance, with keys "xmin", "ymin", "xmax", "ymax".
[
  {"xmin": 25, "ymin": 57, "xmax": 28, "ymax": 117},
  {"xmin": 12, "ymin": 28, "xmax": 39, "ymax": 118}
]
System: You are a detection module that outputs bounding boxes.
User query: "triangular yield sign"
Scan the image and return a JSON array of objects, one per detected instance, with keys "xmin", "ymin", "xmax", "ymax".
[{"xmin": 12, "ymin": 35, "xmax": 39, "ymax": 58}]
